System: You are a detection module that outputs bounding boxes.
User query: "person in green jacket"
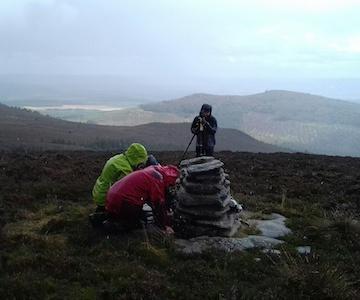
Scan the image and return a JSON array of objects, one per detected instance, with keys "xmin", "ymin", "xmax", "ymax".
[{"xmin": 92, "ymin": 143, "xmax": 148, "ymax": 211}]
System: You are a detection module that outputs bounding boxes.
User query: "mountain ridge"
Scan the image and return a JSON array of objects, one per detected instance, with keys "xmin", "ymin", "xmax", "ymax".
[
  {"xmin": 0, "ymin": 103, "xmax": 285, "ymax": 153},
  {"xmin": 140, "ymin": 90, "xmax": 360, "ymax": 156}
]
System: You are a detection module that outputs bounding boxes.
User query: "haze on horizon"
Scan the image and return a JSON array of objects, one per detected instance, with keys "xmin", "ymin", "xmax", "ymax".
[{"xmin": 1, "ymin": 0, "xmax": 360, "ymax": 103}]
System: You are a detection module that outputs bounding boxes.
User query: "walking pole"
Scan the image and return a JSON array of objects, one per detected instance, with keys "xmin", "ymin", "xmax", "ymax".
[{"xmin": 179, "ymin": 134, "xmax": 196, "ymax": 164}]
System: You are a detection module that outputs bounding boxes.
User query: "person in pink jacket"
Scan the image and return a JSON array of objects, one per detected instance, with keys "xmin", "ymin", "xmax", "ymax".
[{"xmin": 105, "ymin": 164, "xmax": 180, "ymax": 233}]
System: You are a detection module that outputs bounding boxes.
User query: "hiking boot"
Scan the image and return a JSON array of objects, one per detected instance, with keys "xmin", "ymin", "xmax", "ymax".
[
  {"xmin": 89, "ymin": 212, "xmax": 108, "ymax": 228},
  {"xmin": 95, "ymin": 206, "xmax": 106, "ymax": 212},
  {"xmin": 102, "ymin": 219, "xmax": 126, "ymax": 234}
]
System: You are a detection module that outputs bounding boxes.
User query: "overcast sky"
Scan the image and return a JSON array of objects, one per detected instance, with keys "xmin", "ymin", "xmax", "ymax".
[{"xmin": 1, "ymin": 0, "xmax": 360, "ymax": 101}]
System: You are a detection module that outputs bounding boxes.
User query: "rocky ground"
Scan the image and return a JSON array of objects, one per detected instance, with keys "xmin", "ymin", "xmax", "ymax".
[{"xmin": 0, "ymin": 150, "xmax": 360, "ymax": 299}]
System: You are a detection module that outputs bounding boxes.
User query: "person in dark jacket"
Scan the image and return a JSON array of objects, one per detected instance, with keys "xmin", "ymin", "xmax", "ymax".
[{"xmin": 191, "ymin": 104, "xmax": 218, "ymax": 157}]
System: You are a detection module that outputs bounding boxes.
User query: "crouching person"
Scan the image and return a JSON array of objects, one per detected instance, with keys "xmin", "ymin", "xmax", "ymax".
[
  {"xmin": 92, "ymin": 143, "xmax": 149, "ymax": 212},
  {"xmin": 89, "ymin": 143, "xmax": 161, "ymax": 227},
  {"xmin": 104, "ymin": 165, "xmax": 180, "ymax": 234}
]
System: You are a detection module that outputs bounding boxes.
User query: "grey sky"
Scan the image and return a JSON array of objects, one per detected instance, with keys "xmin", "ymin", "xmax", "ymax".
[{"xmin": 1, "ymin": 0, "xmax": 360, "ymax": 101}]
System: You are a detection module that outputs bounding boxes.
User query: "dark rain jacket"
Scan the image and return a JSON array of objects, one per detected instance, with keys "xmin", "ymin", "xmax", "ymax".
[{"xmin": 191, "ymin": 104, "xmax": 217, "ymax": 148}]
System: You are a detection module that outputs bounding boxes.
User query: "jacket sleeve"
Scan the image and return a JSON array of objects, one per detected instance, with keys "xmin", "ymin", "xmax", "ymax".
[
  {"xmin": 148, "ymin": 181, "xmax": 170, "ymax": 228},
  {"xmin": 205, "ymin": 117, "xmax": 217, "ymax": 134},
  {"xmin": 191, "ymin": 116, "xmax": 200, "ymax": 134},
  {"xmin": 153, "ymin": 202, "xmax": 171, "ymax": 229},
  {"xmin": 92, "ymin": 159, "xmax": 118, "ymax": 206}
]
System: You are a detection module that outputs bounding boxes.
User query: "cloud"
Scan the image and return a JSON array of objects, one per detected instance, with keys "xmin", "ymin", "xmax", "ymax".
[
  {"xmin": 329, "ymin": 36, "xmax": 360, "ymax": 53},
  {"xmin": 249, "ymin": 0, "xmax": 360, "ymax": 12},
  {"xmin": 0, "ymin": 0, "xmax": 360, "ymax": 81},
  {"xmin": 24, "ymin": 1, "xmax": 78, "ymax": 26}
]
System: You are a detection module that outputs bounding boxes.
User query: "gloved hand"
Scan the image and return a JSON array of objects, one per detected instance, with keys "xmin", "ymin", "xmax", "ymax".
[
  {"xmin": 141, "ymin": 203, "xmax": 154, "ymax": 226},
  {"xmin": 195, "ymin": 117, "xmax": 202, "ymax": 128},
  {"xmin": 164, "ymin": 226, "xmax": 174, "ymax": 235}
]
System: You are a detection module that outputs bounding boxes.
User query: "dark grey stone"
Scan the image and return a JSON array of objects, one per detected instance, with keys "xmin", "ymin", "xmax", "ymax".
[
  {"xmin": 176, "ymin": 203, "xmax": 231, "ymax": 219},
  {"xmin": 182, "ymin": 178, "xmax": 230, "ymax": 195},
  {"xmin": 177, "ymin": 193, "xmax": 231, "ymax": 209},
  {"xmin": 296, "ymin": 246, "xmax": 311, "ymax": 255},
  {"xmin": 174, "ymin": 219, "xmax": 241, "ymax": 238},
  {"xmin": 186, "ymin": 171, "xmax": 226, "ymax": 183},
  {"xmin": 175, "ymin": 235, "xmax": 284, "ymax": 254},
  {"xmin": 186, "ymin": 160, "xmax": 224, "ymax": 175},
  {"xmin": 180, "ymin": 156, "xmax": 215, "ymax": 168},
  {"xmin": 194, "ymin": 212, "xmax": 240, "ymax": 229},
  {"xmin": 176, "ymin": 187, "xmax": 230, "ymax": 207},
  {"xmin": 247, "ymin": 235, "xmax": 284, "ymax": 248}
]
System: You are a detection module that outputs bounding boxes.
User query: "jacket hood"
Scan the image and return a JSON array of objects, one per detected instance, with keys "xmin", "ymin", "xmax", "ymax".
[
  {"xmin": 125, "ymin": 143, "xmax": 148, "ymax": 168},
  {"xmin": 154, "ymin": 165, "xmax": 180, "ymax": 187},
  {"xmin": 199, "ymin": 103, "xmax": 212, "ymax": 116}
]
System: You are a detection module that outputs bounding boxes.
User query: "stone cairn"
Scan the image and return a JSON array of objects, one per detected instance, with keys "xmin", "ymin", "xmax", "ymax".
[{"xmin": 174, "ymin": 156, "xmax": 242, "ymax": 238}]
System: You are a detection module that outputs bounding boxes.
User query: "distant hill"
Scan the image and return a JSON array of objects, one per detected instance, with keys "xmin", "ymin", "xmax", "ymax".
[
  {"xmin": 0, "ymin": 103, "xmax": 284, "ymax": 153},
  {"xmin": 36, "ymin": 107, "xmax": 189, "ymax": 126},
  {"xmin": 140, "ymin": 90, "xmax": 360, "ymax": 156}
]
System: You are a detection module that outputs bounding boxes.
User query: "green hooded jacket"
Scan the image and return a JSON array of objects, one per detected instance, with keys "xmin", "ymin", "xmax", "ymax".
[{"xmin": 92, "ymin": 143, "xmax": 148, "ymax": 206}]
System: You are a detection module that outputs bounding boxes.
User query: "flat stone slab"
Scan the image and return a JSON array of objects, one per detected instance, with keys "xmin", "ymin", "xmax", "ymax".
[
  {"xmin": 248, "ymin": 213, "xmax": 292, "ymax": 238},
  {"xmin": 176, "ymin": 203, "xmax": 231, "ymax": 219},
  {"xmin": 194, "ymin": 211, "xmax": 240, "ymax": 229},
  {"xmin": 174, "ymin": 218, "xmax": 242, "ymax": 238},
  {"xmin": 247, "ymin": 235, "xmax": 284, "ymax": 248},
  {"xmin": 180, "ymin": 156, "xmax": 215, "ymax": 168},
  {"xmin": 182, "ymin": 178, "xmax": 230, "ymax": 195},
  {"xmin": 177, "ymin": 193, "xmax": 232, "ymax": 210},
  {"xmin": 186, "ymin": 160, "xmax": 224, "ymax": 175},
  {"xmin": 177, "ymin": 188, "xmax": 230, "ymax": 207},
  {"xmin": 175, "ymin": 235, "xmax": 284, "ymax": 254},
  {"xmin": 183, "ymin": 185, "xmax": 230, "ymax": 196},
  {"xmin": 174, "ymin": 212, "xmax": 292, "ymax": 253},
  {"xmin": 186, "ymin": 171, "xmax": 226, "ymax": 183}
]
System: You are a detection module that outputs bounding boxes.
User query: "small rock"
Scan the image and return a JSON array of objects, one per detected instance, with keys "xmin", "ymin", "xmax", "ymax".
[
  {"xmin": 261, "ymin": 249, "xmax": 281, "ymax": 255},
  {"xmin": 296, "ymin": 246, "xmax": 311, "ymax": 255},
  {"xmin": 247, "ymin": 235, "xmax": 284, "ymax": 248},
  {"xmin": 248, "ymin": 213, "xmax": 291, "ymax": 239}
]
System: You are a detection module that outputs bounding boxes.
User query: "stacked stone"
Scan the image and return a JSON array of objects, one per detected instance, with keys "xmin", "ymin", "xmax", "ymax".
[{"xmin": 174, "ymin": 156, "xmax": 242, "ymax": 238}]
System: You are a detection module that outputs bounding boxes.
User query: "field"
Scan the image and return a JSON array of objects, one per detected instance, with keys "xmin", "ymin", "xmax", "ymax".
[{"xmin": 1, "ymin": 150, "xmax": 360, "ymax": 299}]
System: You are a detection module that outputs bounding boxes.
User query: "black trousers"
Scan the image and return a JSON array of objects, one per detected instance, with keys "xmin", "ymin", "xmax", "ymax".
[{"xmin": 196, "ymin": 146, "xmax": 214, "ymax": 157}]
